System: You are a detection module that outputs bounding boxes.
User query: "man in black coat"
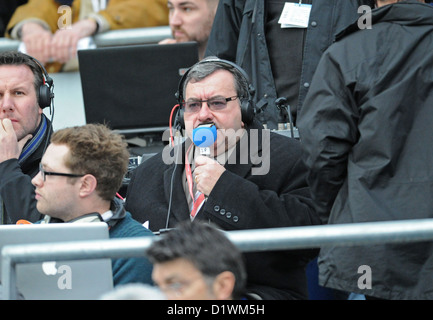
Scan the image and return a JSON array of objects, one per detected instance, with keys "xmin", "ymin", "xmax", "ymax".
[
  {"xmin": 0, "ymin": 51, "xmax": 53, "ymax": 224},
  {"xmin": 298, "ymin": 0, "xmax": 433, "ymax": 299},
  {"xmin": 125, "ymin": 57, "xmax": 321, "ymax": 299},
  {"xmin": 205, "ymin": 0, "xmax": 374, "ymax": 129}
]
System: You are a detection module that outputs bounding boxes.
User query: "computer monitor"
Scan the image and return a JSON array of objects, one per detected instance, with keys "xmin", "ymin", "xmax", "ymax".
[{"xmin": 78, "ymin": 42, "xmax": 199, "ymax": 135}]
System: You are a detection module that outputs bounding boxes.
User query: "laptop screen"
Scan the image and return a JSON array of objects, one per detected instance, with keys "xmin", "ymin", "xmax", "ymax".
[
  {"xmin": 0, "ymin": 223, "xmax": 112, "ymax": 300},
  {"xmin": 78, "ymin": 42, "xmax": 199, "ymax": 134}
]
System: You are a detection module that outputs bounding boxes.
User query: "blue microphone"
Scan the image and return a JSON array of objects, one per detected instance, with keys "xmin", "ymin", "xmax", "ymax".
[{"xmin": 192, "ymin": 123, "xmax": 217, "ymax": 156}]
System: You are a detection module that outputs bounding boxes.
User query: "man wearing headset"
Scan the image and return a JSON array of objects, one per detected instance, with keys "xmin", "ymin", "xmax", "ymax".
[
  {"xmin": 125, "ymin": 57, "xmax": 321, "ymax": 300},
  {"xmin": 0, "ymin": 51, "xmax": 53, "ymax": 224}
]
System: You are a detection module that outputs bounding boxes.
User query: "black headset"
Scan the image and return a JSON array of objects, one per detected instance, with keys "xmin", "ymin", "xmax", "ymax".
[
  {"xmin": 174, "ymin": 58, "xmax": 255, "ymax": 129},
  {"xmin": 25, "ymin": 54, "xmax": 54, "ymax": 109}
]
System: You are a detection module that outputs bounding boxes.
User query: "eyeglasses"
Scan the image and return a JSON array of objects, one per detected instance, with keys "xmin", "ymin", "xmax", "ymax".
[
  {"xmin": 183, "ymin": 96, "xmax": 239, "ymax": 113},
  {"xmin": 39, "ymin": 163, "xmax": 85, "ymax": 182},
  {"xmin": 158, "ymin": 275, "xmax": 212, "ymax": 297}
]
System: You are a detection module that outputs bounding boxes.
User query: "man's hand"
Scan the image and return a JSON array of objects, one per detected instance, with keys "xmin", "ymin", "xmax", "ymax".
[
  {"xmin": 21, "ymin": 22, "xmax": 53, "ymax": 64},
  {"xmin": 158, "ymin": 38, "xmax": 177, "ymax": 45},
  {"xmin": 50, "ymin": 19, "xmax": 98, "ymax": 63},
  {"xmin": 21, "ymin": 19, "xmax": 98, "ymax": 64},
  {"xmin": 194, "ymin": 155, "xmax": 225, "ymax": 196},
  {"xmin": 0, "ymin": 119, "xmax": 32, "ymax": 162}
]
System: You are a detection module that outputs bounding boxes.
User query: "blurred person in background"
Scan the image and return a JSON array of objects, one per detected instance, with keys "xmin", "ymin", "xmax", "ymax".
[
  {"xmin": 6, "ymin": 0, "xmax": 169, "ymax": 72},
  {"xmin": 159, "ymin": 0, "xmax": 219, "ymax": 60}
]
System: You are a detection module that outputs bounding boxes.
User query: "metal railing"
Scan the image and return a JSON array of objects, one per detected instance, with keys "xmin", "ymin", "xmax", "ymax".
[
  {"xmin": 3, "ymin": 218, "xmax": 433, "ymax": 299},
  {"xmin": 0, "ymin": 26, "xmax": 171, "ymax": 52}
]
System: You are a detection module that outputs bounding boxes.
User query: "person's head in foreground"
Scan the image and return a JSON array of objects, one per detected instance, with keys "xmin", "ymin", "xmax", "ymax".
[{"xmin": 146, "ymin": 221, "xmax": 247, "ymax": 300}]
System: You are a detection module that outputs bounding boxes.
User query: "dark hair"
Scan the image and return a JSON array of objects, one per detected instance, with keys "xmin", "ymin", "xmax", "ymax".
[
  {"xmin": 182, "ymin": 56, "xmax": 250, "ymax": 103},
  {"xmin": 0, "ymin": 51, "xmax": 45, "ymax": 103},
  {"xmin": 146, "ymin": 221, "xmax": 247, "ymax": 299}
]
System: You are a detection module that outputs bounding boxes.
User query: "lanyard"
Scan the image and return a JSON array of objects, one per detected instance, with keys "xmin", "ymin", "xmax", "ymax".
[{"xmin": 185, "ymin": 144, "xmax": 206, "ymax": 218}]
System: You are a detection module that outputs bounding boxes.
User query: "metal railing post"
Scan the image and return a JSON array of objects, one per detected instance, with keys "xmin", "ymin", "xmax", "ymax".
[{"xmin": 2, "ymin": 254, "xmax": 17, "ymax": 300}]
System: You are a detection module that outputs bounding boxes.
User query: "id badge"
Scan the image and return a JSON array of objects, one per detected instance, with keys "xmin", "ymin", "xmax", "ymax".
[{"xmin": 278, "ymin": 2, "xmax": 312, "ymax": 28}]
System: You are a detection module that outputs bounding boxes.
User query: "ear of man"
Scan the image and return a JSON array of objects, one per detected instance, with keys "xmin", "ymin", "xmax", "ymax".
[
  {"xmin": 212, "ymin": 271, "xmax": 236, "ymax": 300},
  {"xmin": 78, "ymin": 174, "xmax": 97, "ymax": 198}
]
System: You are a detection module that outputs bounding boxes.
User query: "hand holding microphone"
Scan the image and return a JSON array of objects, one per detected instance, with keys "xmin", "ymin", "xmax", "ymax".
[
  {"xmin": 192, "ymin": 123, "xmax": 225, "ymax": 196},
  {"xmin": 194, "ymin": 155, "xmax": 225, "ymax": 196}
]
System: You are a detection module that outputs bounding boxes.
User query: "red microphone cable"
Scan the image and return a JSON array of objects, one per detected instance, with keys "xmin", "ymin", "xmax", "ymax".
[{"xmin": 169, "ymin": 104, "xmax": 180, "ymax": 146}]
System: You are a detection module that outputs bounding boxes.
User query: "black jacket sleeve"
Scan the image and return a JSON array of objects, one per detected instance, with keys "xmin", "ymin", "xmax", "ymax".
[
  {"xmin": 298, "ymin": 48, "xmax": 359, "ymax": 223},
  {"xmin": 0, "ymin": 159, "xmax": 42, "ymax": 224},
  {"xmin": 205, "ymin": 0, "xmax": 244, "ymax": 60}
]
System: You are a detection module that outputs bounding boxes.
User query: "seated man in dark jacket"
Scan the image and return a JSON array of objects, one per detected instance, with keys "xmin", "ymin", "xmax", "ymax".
[
  {"xmin": 298, "ymin": 0, "xmax": 433, "ymax": 299},
  {"xmin": 125, "ymin": 57, "xmax": 321, "ymax": 299},
  {"xmin": 0, "ymin": 51, "xmax": 53, "ymax": 224}
]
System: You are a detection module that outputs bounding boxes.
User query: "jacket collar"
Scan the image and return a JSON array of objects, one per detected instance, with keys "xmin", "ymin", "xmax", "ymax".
[
  {"xmin": 105, "ymin": 197, "xmax": 127, "ymax": 228},
  {"xmin": 225, "ymin": 119, "xmax": 265, "ymax": 177}
]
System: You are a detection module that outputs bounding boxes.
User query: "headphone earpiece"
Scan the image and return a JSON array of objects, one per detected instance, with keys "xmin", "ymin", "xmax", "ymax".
[
  {"xmin": 240, "ymin": 83, "xmax": 256, "ymax": 125},
  {"xmin": 38, "ymin": 76, "xmax": 54, "ymax": 109},
  {"xmin": 174, "ymin": 58, "xmax": 255, "ymax": 129},
  {"xmin": 174, "ymin": 107, "xmax": 184, "ymax": 130},
  {"xmin": 24, "ymin": 54, "xmax": 54, "ymax": 109}
]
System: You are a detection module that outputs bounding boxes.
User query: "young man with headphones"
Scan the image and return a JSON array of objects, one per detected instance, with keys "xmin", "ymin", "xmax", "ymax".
[
  {"xmin": 31, "ymin": 123, "xmax": 155, "ymax": 287},
  {"xmin": 125, "ymin": 57, "xmax": 321, "ymax": 300},
  {"xmin": 0, "ymin": 51, "xmax": 54, "ymax": 224}
]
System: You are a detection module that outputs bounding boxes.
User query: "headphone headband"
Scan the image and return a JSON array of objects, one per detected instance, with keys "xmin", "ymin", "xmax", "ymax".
[
  {"xmin": 176, "ymin": 58, "xmax": 252, "ymax": 104},
  {"xmin": 174, "ymin": 58, "xmax": 255, "ymax": 128}
]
